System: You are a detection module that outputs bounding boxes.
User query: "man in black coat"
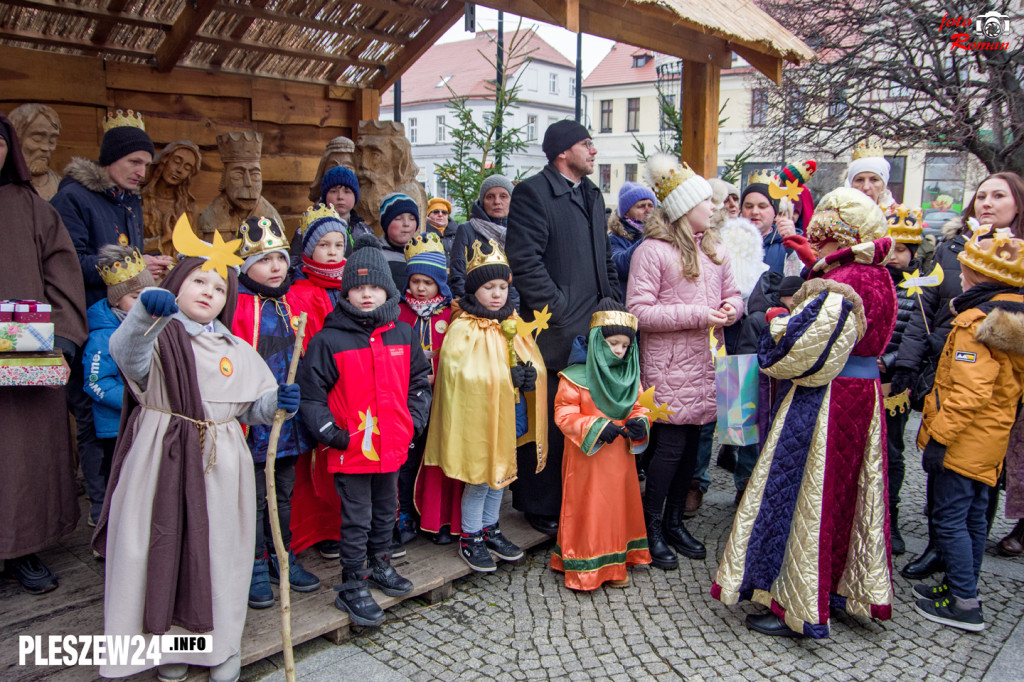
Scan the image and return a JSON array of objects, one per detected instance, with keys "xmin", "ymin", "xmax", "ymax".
[{"xmin": 505, "ymin": 120, "xmax": 620, "ymax": 534}]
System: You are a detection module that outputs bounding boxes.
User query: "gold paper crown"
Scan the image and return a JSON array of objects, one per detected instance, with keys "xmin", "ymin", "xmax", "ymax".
[
  {"xmin": 172, "ymin": 214, "xmax": 243, "ymax": 279},
  {"xmin": 217, "ymin": 131, "xmax": 262, "ymax": 163},
  {"xmin": 590, "ymin": 310, "xmax": 638, "ymax": 331},
  {"xmin": 886, "ymin": 205, "xmax": 924, "ymax": 244},
  {"xmin": 299, "ymin": 203, "xmax": 344, "ymax": 234},
  {"xmin": 236, "ymin": 216, "xmax": 288, "ymax": 258},
  {"xmin": 103, "ymin": 109, "xmax": 146, "ymax": 133},
  {"xmin": 852, "ymin": 140, "xmax": 885, "ymax": 160},
  {"xmin": 645, "ymin": 152, "xmax": 696, "ymax": 204},
  {"xmin": 748, "ymin": 168, "xmax": 780, "ymax": 186},
  {"xmin": 957, "ymin": 224, "xmax": 1024, "ymax": 287},
  {"xmin": 97, "ymin": 248, "xmax": 148, "ymax": 285},
  {"xmin": 465, "ymin": 238, "xmax": 509, "ymax": 274},
  {"xmin": 405, "ymin": 232, "xmax": 445, "ymax": 262}
]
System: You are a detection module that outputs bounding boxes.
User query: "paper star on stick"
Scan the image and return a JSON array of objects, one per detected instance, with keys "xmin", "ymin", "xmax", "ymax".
[
  {"xmin": 709, "ymin": 327, "xmax": 725, "ymax": 358},
  {"xmin": 530, "ymin": 305, "xmax": 551, "ymax": 338},
  {"xmin": 899, "ymin": 263, "xmax": 944, "ymax": 297},
  {"xmin": 638, "ymin": 386, "xmax": 676, "ymax": 424},
  {"xmin": 768, "ymin": 178, "xmax": 804, "ymax": 203}
]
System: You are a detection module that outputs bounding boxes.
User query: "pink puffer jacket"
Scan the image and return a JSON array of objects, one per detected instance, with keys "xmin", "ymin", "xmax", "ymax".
[{"xmin": 626, "ymin": 236, "xmax": 743, "ymax": 425}]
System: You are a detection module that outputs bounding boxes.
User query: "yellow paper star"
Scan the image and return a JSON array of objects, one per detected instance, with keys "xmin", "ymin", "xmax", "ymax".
[
  {"xmin": 768, "ymin": 178, "xmax": 804, "ymax": 203},
  {"xmin": 638, "ymin": 385, "xmax": 676, "ymax": 424},
  {"xmin": 516, "ymin": 317, "xmax": 538, "ymax": 338},
  {"xmin": 171, "ymin": 213, "xmax": 243, "ymax": 279},
  {"xmin": 899, "ymin": 263, "xmax": 944, "ymax": 297},
  {"xmin": 709, "ymin": 326, "xmax": 725, "ymax": 358},
  {"xmin": 530, "ymin": 305, "xmax": 551, "ymax": 339}
]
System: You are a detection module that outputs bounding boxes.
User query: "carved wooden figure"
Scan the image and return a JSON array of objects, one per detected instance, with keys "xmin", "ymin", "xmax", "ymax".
[
  {"xmin": 355, "ymin": 121, "xmax": 427, "ymax": 230},
  {"xmin": 8, "ymin": 103, "xmax": 62, "ymax": 200},
  {"xmin": 307, "ymin": 135, "xmax": 356, "ymax": 203},
  {"xmin": 198, "ymin": 131, "xmax": 283, "ymax": 243},
  {"xmin": 140, "ymin": 140, "xmax": 202, "ymax": 256}
]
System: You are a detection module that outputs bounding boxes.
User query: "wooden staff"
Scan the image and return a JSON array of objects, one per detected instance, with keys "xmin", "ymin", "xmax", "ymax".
[{"xmin": 263, "ymin": 312, "xmax": 307, "ymax": 682}]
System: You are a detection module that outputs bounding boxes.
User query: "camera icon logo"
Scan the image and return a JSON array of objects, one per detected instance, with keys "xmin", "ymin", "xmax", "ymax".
[{"xmin": 976, "ymin": 11, "xmax": 1011, "ymax": 39}]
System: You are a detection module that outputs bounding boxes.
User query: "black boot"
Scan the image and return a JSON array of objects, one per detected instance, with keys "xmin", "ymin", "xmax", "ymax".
[
  {"xmin": 717, "ymin": 445, "xmax": 737, "ymax": 473},
  {"xmin": 368, "ymin": 553, "xmax": 413, "ymax": 597},
  {"xmin": 663, "ymin": 504, "xmax": 706, "ymax": 560},
  {"xmin": 890, "ymin": 506, "xmax": 905, "ymax": 556},
  {"xmin": 334, "ymin": 568, "xmax": 384, "ymax": 626},
  {"xmin": 644, "ymin": 513, "xmax": 678, "ymax": 570},
  {"xmin": 902, "ymin": 544, "xmax": 944, "ymax": 580},
  {"xmin": 745, "ymin": 612, "xmax": 804, "ymax": 638}
]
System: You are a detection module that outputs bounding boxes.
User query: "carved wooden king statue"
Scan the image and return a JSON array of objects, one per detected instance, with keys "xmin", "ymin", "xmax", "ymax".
[{"xmin": 198, "ymin": 131, "xmax": 283, "ymax": 243}]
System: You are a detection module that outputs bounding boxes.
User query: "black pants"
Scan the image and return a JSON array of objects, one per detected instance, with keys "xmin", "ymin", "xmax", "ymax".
[
  {"xmin": 66, "ymin": 354, "xmax": 106, "ymax": 517},
  {"xmin": 398, "ymin": 433, "xmax": 426, "ymax": 518},
  {"xmin": 885, "ymin": 408, "xmax": 909, "ymax": 510},
  {"xmin": 643, "ymin": 423, "xmax": 701, "ymax": 517},
  {"xmin": 255, "ymin": 456, "xmax": 296, "ymax": 559},
  {"xmin": 334, "ymin": 471, "xmax": 399, "ymax": 570},
  {"xmin": 511, "ymin": 370, "xmax": 564, "ymax": 517},
  {"xmin": 99, "ymin": 437, "xmax": 117, "ymax": 483}
]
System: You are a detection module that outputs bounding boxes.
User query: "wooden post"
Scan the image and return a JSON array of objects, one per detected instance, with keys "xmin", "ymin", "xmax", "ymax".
[
  {"xmin": 680, "ymin": 60, "xmax": 721, "ymax": 178},
  {"xmin": 263, "ymin": 312, "xmax": 307, "ymax": 682}
]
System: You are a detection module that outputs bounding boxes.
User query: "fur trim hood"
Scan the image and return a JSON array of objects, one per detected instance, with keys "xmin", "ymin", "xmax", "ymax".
[
  {"xmin": 62, "ymin": 157, "xmax": 129, "ymax": 195},
  {"xmin": 976, "ymin": 305, "xmax": 1024, "ymax": 359}
]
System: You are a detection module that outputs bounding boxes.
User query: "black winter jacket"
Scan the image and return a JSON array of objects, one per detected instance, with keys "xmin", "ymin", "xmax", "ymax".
[
  {"xmin": 736, "ymin": 271, "xmax": 783, "ymax": 354},
  {"xmin": 505, "ymin": 164, "xmax": 620, "ymax": 370},
  {"xmin": 449, "ymin": 202, "xmax": 521, "ymax": 309},
  {"xmin": 880, "ymin": 259, "xmax": 923, "ymax": 376}
]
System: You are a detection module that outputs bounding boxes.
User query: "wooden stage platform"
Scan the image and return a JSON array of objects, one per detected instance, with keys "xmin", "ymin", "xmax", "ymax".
[{"xmin": 1, "ymin": 496, "xmax": 551, "ymax": 680}]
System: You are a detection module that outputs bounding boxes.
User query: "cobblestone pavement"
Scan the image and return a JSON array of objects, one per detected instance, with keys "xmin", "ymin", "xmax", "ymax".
[{"xmin": 248, "ymin": 414, "xmax": 1024, "ymax": 681}]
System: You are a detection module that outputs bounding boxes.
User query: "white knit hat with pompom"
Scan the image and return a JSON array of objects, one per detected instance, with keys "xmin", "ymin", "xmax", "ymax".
[{"xmin": 645, "ymin": 152, "xmax": 713, "ymax": 223}]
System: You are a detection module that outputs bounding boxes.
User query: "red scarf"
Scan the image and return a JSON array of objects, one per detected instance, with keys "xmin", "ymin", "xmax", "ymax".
[{"xmin": 302, "ymin": 255, "xmax": 345, "ymax": 289}]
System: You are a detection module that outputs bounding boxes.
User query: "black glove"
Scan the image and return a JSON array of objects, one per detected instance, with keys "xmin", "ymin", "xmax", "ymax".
[
  {"xmin": 510, "ymin": 364, "xmax": 526, "ymax": 389},
  {"xmin": 890, "ymin": 368, "xmax": 915, "ymax": 396},
  {"xmin": 53, "ymin": 336, "xmax": 77, "ymax": 364},
  {"xmin": 624, "ymin": 417, "xmax": 647, "ymax": 440},
  {"xmin": 597, "ymin": 422, "xmax": 627, "ymax": 444},
  {"xmin": 139, "ymin": 289, "xmax": 178, "ymax": 317},
  {"xmin": 329, "ymin": 428, "xmax": 350, "ymax": 451},
  {"xmin": 922, "ymin": 439, "xmax": 947, "ymax": 475},
  {"xmin": 520, "ymin": 364, "xmax": 538, "ymax": 393}
]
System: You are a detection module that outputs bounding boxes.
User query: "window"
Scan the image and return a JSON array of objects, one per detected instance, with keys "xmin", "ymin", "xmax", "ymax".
[
  {"xmin": 626, "ymin": 98, "xmax": 640, "ymax": 132},
  {"xmin": 660, "ymin": 94, "xmax": 676, "ymax": 131},
  {"xmin": 436, "ymin": 115, "xmax": 446, "ymax": 143},
  {"xmin": 786, "ymin": 88, "xmax": 805, "ymax": 126},
  {"xmin": 886, "ymin": 156, "xmax": 906, "ymax": 204},
  {"xmin": 624, "ymin": 163, "xmax": 637, "ymax": 183},
  {"xmin": 549, "ymin": 73, "xmax": 558, "ymax": 94},
  {"xmin": 527, "ymin": 114, "xmax": 537, "ymax": 141},
  {"xmin": 570, "ymin": 76, "xmax": 576, "ymax": 98},
  {"xmin": 632, "ymin": 54, "xmax": 652, "ymax": 68},
  {"xmin": 828, "ymin": 89, "xmax": 848, "ymax": 121},
  {"xmin": 436, "ymin": 177, "xmax": 448, "ymax": 200},
  {"xmin": 922, "ymin": 153, "xmax": 965, "ymax": 217},
  {"xmin": 408, "ymin": 117, "xmax": 417, "ymax": 144},
  {"xmin": 599, "ymin": 164, "xmax": 611, "ymax": 193},
  {"xmin": 600, "ymin": 100, "xmax": 613, "ymax": 133},
  {"xmin": 750, "ymin": 89, "xmax": 768, "ymax": 127}
]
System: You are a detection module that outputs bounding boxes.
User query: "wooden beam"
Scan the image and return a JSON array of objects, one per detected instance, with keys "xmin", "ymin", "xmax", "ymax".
[
  {"xmin": 3, "ymin": 0, "xmax": 170, "ymax": 31},
  {"xmin": 214, "ymin": 2, "xmax": 406, "ymax": 45},
  {"xmin": 731, "ymin": 43, "xmax": 783, "ymax": 85},
  {"xmin": 377, "ymin": 2, "xmax": 465, "ymax": 91},
  {"xmin": 352, "ymin": 0, "xmax": 432, "ymax": 20},
  {"xmin": 679, "ymin": 60, "xmax": 720, "ymax": 178},
  {"xmin": 0, "ymin": 28, "xmax": 151, "ymax": 60},
  {"xmin": 355, "ymin": 88, "xmax": 381, "ymax": 122},
  {"xmin": 91, "ymin": 0, "xmax": 132, "ymax": 45},
  {"xmin": 154, "ymin": 0, "xmax": 218, "ymax": 72},
  {"xmin": 208, "ymin": 0, "xmax": 267, "ymax": 68},
  {"xmin": 195, "ymin": 34, "xmax": 384, "ymax": 72},
  {"xmin": 531, "ymin": 0, "xmax": 577, "ymax": 33},
  {"xmin": 477, "ymin": 0, "xmax": 559, "ymax": 25}
]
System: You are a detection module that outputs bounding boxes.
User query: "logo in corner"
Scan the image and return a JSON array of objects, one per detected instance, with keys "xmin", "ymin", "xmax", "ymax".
[{"xmin": 954, "ymin": 350, "xmax": 977, "ymax": 363}]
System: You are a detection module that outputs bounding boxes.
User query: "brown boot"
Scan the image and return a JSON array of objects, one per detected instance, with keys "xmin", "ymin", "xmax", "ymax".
[
  {"xmin": 998, "ymin": 519, "xmax": 1024, "ymax": 557},
  {"xmin": 683, "ymin": 479, "xmax": 703, "ymax": 518}
]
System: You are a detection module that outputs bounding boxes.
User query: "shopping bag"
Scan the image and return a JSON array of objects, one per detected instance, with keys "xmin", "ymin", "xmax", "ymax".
[{"xmin": 715, "ymin": 353, "xmax": 760, "ymax": 446}]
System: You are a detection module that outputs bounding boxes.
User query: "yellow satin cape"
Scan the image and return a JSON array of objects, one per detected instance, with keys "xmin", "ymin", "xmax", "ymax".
[{"xmin": 423, "ymin": 311, "xmax": 547, "ymax": 488}]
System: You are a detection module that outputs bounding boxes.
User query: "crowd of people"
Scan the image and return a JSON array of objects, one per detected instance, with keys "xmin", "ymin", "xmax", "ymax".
[{"xmin": 2, "ymin": 110, "xmax": 1023, "ymax": 681}]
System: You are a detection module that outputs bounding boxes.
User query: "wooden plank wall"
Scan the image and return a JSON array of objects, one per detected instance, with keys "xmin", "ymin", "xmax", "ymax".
[{"xmin": 0, "ymin": 45, "xmax": 379, "ymax": 235}]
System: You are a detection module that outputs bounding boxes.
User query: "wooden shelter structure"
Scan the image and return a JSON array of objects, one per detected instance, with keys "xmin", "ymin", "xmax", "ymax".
[{"xmin": 0, "ymin": 0, "xmax": 811, "ymax": 230}]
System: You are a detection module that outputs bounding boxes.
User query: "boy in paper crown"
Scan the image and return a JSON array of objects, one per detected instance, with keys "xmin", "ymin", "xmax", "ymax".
[
  {"xmin": 297, "ymin": 234, "xmax": 432, "ymax": 627},
  {"xmin": 232, "ymin": 215, "xmax": 321, "ymax": 609},
  {"xmin": 913, "ymin": 225, "xmax": 1024, "ymax": 632},
  {"xmin": 551, "ymin": 301, "xmax": 652, "ymax": 590},
  {"xmin": 397, "ymin": 233, "xmax": 455, "ymax": 545},
  {"xmin": 92, "ymin": 217, "xmax": 301, "ymax": 682},
  {"xmin": 423, "ymin": 239, "xmax": 547, "ymax": 572},
  {"xmin": 84, "ymin": 244, "xmax": 155, "ymax": 517}
]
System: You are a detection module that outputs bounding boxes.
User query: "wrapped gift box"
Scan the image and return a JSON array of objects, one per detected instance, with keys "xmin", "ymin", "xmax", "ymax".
[
  {"xmin": 0, "ymin": 302, "xmax": 14, "ymax": 322},
  {"xmin": 0, "ymin": 356, "xmax": 69, "ymax": 386},
  {"xmin": 0, "ymin": 322, "xmax": 54, "ymax": 352},
  {"xmin": 13, "ymin": 302, "xmax": 52, "ymax": 323},
  {"xmin": 0, "ymin": 352, "xmax": 64, "ymax": 367}
]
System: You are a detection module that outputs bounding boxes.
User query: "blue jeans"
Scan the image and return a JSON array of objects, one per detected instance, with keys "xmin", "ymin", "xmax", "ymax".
[
  {"xmin": 691, "ymin": 422, "xmax": 717, "ymax": 493},
  {"xmin": 461, "ymin": 483, "xmax": 503, "ymax": 534},
  {"xmin": 735, "ymin": 444, "xmax": 759, "ymax": 490},
  {"xmin": 932, "ymin": 467, "xmax": 989, "ymax": 600}
]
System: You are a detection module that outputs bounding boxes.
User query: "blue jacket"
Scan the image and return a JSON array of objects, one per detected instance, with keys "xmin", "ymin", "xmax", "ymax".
[
  {"xmin": 51, "ymin": 158, "xmax": 146, "ymax": 307},
  {"xmin": 83, "ymin": 300, "xmax": 125, "ymax": 439},
  {"xmin": 761, "ymin": 226, "xmax": 792, "ymax": 275},
  {"xmin": 608, "ymin": 217, "xmax": 645, "ymax": 300}
]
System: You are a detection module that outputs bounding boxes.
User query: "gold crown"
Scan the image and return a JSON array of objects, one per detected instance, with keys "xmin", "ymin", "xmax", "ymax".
[
  {"xmin": 236, "ymin": 216, "xmax": 288, "ymax": 258},
  {"xmin": 748, "ymin": 168, "xmax": 780, "ymax": 186},
  {"xmin": 590, "ymin": 310, "xmax": 638, "ymax": 331},
  {"xmin": 299, "ymin": 203, "xmax": 343, "ymax": 234},
  {"xmin": 852, "ymin": 140, "xmax": 885, "ymax": 160},
  {"xmin": 957, "ymin": 224, "xmax": 1024, "ymax": 287},
  {"xmin": 405, "ymin": 232, "xmax": 445, "ymax": 262},
  {"xmin": 466, "ymin": 238, "xmax": 509, "ymax": 274},
  {"xmin": 217, "ymin": 131, "xmax": 262, "ymax": 163},
  {"xmin": 645, "ymin": 152, "xmax": 696, "ymax": 204},
  {"xmin": 96, "ymin": 248, "xmax": 148, "ymax": 285},
  {"xmin": 103, "ymin": 109, "xmax": 146, "ymax": 133},
  {"xmin": 886, "ymin": 204, "xmax": 924, "ymax": 244}
]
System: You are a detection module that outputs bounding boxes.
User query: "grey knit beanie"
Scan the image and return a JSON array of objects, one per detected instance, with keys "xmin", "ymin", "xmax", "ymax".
[{"xmin": 479, "ymin": 174, "xmax": 514, "ymax": 203}]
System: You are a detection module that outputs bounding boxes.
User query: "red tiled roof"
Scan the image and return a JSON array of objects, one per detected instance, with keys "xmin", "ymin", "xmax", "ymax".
[
  {"xmin": 582, "ymin": 42, "xmax": 658, "ymax": 88},
  {"xmin": 381, "ymin": 29, "xmax": 573, "ymax": 107}
]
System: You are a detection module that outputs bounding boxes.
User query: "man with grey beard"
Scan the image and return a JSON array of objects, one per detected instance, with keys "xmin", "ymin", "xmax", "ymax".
[{"xmin": 8, "ymin": 103, "xmax": 62, "ymax": 200}]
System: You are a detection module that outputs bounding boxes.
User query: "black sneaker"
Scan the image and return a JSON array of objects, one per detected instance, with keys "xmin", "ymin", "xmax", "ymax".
[
  {"xmin": 483, "ymin": 523, "xmax": 523, "ymax": 561},
  {"xmin": 368, "ymin": 553, "xmax": 413, "ymax": 597},
  {"xmin": 316, "ymin": 540, "xmax": 341, "ymax": 560},
  {"xmin": 459, "ymin": 532, "xmax": 496, "ymax": 572},
  {"xmin": 914, "ymin": 596, "xmax": 985, "ymax": 632},
  {"xmin": 390, "ymin": 533, "xmax": 407, "ymax": 559},
  {"xmin": 334, "ymin": 569, "xmax": 384, "ymax": 627},
  {"xmin": 913, "ymin": 582, "xmax": 949, "ymax": 600},
  {"xmin": 3, "ymin": 554, "xmax": 58, "ymax": 595}
]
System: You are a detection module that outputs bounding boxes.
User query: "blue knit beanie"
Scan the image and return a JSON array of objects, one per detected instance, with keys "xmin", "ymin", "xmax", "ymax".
[
  {"xmin": 617, "ymin": 182, "xmax": 657, "ymax": 218},
  {"xmin": 405, "ymin": 237, "xmax": 452, "ymax": 299},
  {"xmin": 380, "ymin": 193, "xmax": 419, "ymax": 232},
  {"xmin": 320, "ymin": 166, "xmax": 360, "ymax": 205},
  {"xmin": 302, "ymin": 215, "xmax": 350, "ymax": 258}
]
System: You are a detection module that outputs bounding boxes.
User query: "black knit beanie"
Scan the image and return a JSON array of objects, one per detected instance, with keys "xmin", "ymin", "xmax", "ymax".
[
  {"xmin": 740, "ymin": 183, "xmax": 779, "ymax": 215},
  {"xmin": 542, "ymin": 120, "xmax": 590, "ymax": 163},
  {"xmin": 464, "ymin": 239, "xmax": 512, "ymax": 295},
  {"xmin": 341, "ymin": 234, "xmax": 400, "ymax": 298},
  {"xmin": 99, "ymin": 126, "xmax": 155, "ymax": 166}
]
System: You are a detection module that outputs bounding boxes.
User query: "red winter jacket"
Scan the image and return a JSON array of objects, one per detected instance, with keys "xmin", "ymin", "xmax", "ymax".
[{"xmin": 298, "ymin": 304, "xmax": 432, "ymax": 474}]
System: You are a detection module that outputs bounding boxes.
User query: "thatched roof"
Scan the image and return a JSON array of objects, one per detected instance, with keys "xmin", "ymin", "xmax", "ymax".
[{"xmin": 0, "ymin": 0, "xmax": 812, "ymax": 88}]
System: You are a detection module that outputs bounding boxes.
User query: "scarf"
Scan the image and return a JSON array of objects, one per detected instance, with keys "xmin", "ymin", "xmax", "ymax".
[
  {"xmin": 561, "ymin": 327, "xmax": 640, "ymax": 420},
  {"xmin": 112, "ymin": 306, "xmax": 129, "ymax": 322},
  {"xmin": 468, "ymin": 201, "xmax": 509, "ymax": 245},
  {"xmin": 238, "ymin": 271, "xmax": 293, "ymax": 299},
  {"xmin": 336, "ymin": 295, "xmax": 401, "ymax": 328},
  {"xmin": 952, "ymin": 282, "xmax": 1024, "ymax": 316},
  {"xmin": 404, "ymin": 291, "xmax": 449, "ymax": 319},
  {"xmin": 622, "ymin": 216, "xmax": 645, "ymax": 242},
  {"xmin": 302, "ymin": 255, "xmax": 345, "ymax": 290},
  {"xmin": 457, "ymin": 293, "xmax": 515, "ymax": 321}
]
